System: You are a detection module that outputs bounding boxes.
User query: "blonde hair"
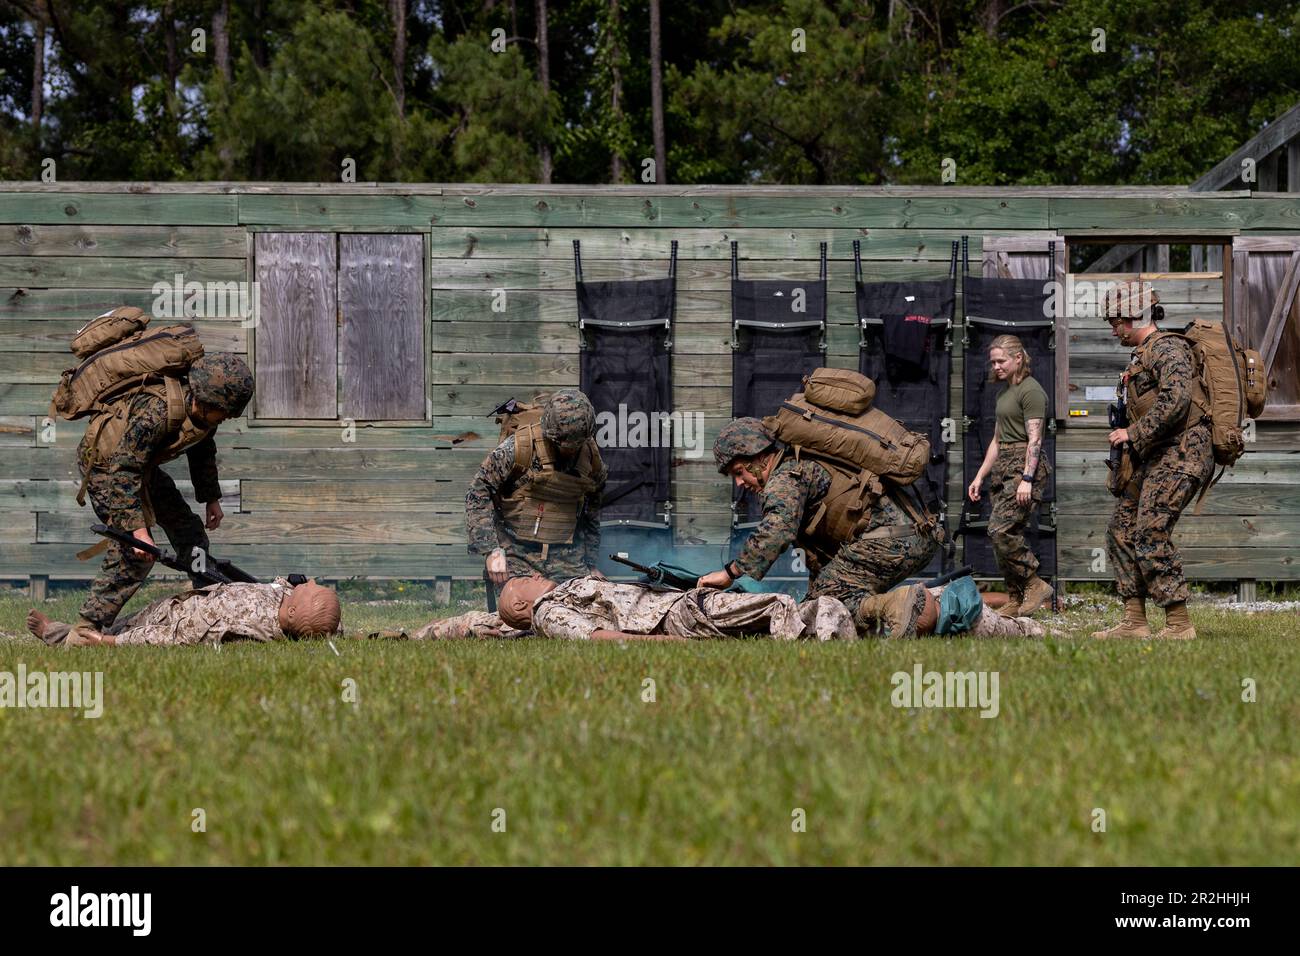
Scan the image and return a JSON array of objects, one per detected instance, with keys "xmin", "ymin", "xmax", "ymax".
[{"xmin": 989, "ymin": 335, "xmax": 1031, "ymax": 384}]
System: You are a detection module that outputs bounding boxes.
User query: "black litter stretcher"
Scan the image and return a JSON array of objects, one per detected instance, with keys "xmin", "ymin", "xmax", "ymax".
[{"xmin": 855, "ymin": 238, "xmax": 959, "ymax": 576}]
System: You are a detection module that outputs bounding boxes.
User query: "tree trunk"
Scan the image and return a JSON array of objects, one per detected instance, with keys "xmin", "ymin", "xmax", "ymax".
[
  {"xmin": 164, "ymin": 1, "xmax": 179, "ymax": 137},
  {"xmin": 213, "ymin": 0, "xmax": 232, "ymax": 84},
  {"xmin": 609, "ymin": 0, "xmax": 622, "ymax": 183},
  {"xmin": 649, "ymin": 0, "xmax": 665, "ymax": 183},
  {"xmin": 536, "ymin": 0, "xmax": 552, "ymax": 183},
  {"xmin": 31, "ymin": 3, "xmax": 45, "ymax": 138},
  {"xmin": 390, "ymin": 0, "xmax": 406, "ymax": 116}
]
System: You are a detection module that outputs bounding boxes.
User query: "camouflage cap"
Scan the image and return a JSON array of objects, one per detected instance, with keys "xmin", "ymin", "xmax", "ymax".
[
  {"xmin": 541, "ymin": 388, "xmax": 596, "ymax": 444},
  {"xmin": 189, "ymin": 352, "xmax": 254, "ymax": 417},
  {"xmin": 713, "ymin": 417, "xmax": 776, "ymax": 474}
]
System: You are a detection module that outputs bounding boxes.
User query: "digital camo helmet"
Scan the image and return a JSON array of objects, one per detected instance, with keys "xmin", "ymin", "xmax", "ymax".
[
  {"xmin": 713, "ymin": 417, "xmax": 776, "ymax": 474},
  {"xmin": 541, "ymin": 388, "xmax": 596, "ymax": 445},
  {"xmin": 188, "ymin": 352, "xmax": 254, "ymax": 418}
]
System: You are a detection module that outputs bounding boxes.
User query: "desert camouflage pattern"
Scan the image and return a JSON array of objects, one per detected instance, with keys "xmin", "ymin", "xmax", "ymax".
[
  {"xmin": 404, "ymin": 610, "xmax": 529, "ymax": 641},
  {"xmin": 540, "ymin": 388, "xmax": 596, "ymax": 444},
  {"xmin": 987, "ymin": 442, "xmax": 1052, "ymax": 592},
  {"xmin": 465, "ymin": 433, "xmax": 607, "ymax": 581},
  {"xmin": 188, "ymin": 352, "xmax": 254, "ymax": 417},
  {"xmin": 76, "ymin": 387, "xmax": 221, "ymax": 627},
  {"xmin": 1107, "ymin": 334, "xmax": 1215, "ymax": 607},
  {"xmin": 39, "ymin": 580, "xmax": 291, "ymax": 646},
  {"xmin": 532, "ymin": 576, "xmax": 856, "ymax": 640},
  {"xmin": 713, "ymin": 417, "xmax": 776, "ymax": 473}
]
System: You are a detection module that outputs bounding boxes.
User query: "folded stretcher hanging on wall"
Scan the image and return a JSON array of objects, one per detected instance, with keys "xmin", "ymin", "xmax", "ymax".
[
  {"xmin": 730, "ymin": 240, "xmax": 828, "ymax": 531},
  {"xmin": 575, "ymin": 240, "xmax": 676, "ymax": 538},
  {"xmin": 855, "ymin": 239, "xmax": 959, "ymax": 576},
  {"xmin": 958, "ymin": 235, "xmax": 1059, "ymax": 581}
]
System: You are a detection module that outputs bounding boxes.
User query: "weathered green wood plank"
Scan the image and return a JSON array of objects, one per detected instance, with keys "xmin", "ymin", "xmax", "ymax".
[
  {"xmin": 0, "ymin": 193, "xmax": 239, "ymax": 226},
  {"xmin": 0, "ymin": 510, "xmax": 35, "ymax": 543},
  {"xmin": 0, "ymin": 383, "xmax": 65, "ymax": 414},
  {"xmin": 0, "ymin": 543, "xmax": 485, "ymax": 579},
  {"xmin": 431, "ymin": 195, "xmax": 1052, "ymax": 229},
  {"xmin": 0, "ymin": 415, "xmax": 36, "ymax": 446},
  {"xmin": 0, "ymin": 318, "xmax": 246, "ymax": 353},
  {"xmin": 429, "ymin": 287, "xmax": 877, "ymax": 323},
  {"xmin": 429, "ymin": 257, "xmax": 953, "ymax": 289},
  {"xmin": 238, "ymin": 194, "xmax": 442, "ymax": 227},
  {"xmin": 1049, "ymin": 196, "xmax": 1300, "ymax": 231},
  {"xmin": 0, "ymin": 288, "xmax": 169, "ymax": 317},
  {"xmin": 0, "ymin": 256, "xmax": 245, "ymax": 289},
  {"xmin": 0, "ymin": 224, "xmax": 248, "ymax": 258},
  {"xmin": 430, "ymin": 226, "xmax": 982, "ymax": 260},
  {"xmin": 36, "ymin": 510, "xmax": 468, "ymax": 546},
  {"xmin": 0, "ymin": 479, "xmax": 238, "ymax": 511}
]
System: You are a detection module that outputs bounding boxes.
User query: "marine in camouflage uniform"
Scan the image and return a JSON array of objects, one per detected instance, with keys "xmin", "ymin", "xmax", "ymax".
[
  {"xmin": 34, "ymin": 579, "xmax": 296, "ymax": 646},
  {"xmin": 1104, "ymin": 342, "xmax": 1214, "ymax": 607},
  {"xmin": 465, "ymin": 389, "xmax": 608, "ymax": 585},
  {"xmin": 392, "ymin": 576, "xmax": 855, "ymax": 641},
  {"xmin": 706, "ymin": 419, "xmax": 941, "ymax": 633},
  {"xmin": 1096, "ymin": 313, "xmax": 1214, "ymax": 640},
  {"xmin": 75, "ymin": 353, "xmax": 253, "ymax": 631}
]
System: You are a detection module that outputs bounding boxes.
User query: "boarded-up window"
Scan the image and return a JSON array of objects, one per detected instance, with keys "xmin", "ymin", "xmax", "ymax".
[
  {"xmin": 253, "ymin": 232, "xmax": 425, "ymax": 421},
  {"xmin": 339, "ymin": 234, "xmax": 426, "ymax": 420},
  {"xmin": 254, "ymin": 233, "xmax": 337, "ymax": 419},
  {"xmin": 1233, "ymin": 237, "xmax": 1300, "ymax": 420}
]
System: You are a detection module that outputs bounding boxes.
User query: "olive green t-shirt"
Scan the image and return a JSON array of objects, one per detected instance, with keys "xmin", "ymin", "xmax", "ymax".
[{"xmin": 995, "ymin": 375, "xmax": 1048, "ymax": 443}]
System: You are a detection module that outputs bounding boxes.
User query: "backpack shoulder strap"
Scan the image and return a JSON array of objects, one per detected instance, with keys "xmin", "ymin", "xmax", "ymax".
[{"xmin": 162, "ymin": 376, "xmax": 186, "ymax": 434}]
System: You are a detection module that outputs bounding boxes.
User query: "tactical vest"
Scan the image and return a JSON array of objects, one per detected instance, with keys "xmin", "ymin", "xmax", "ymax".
[
  {"xmin": 1125, "ymin": 332, "xmax": 1207, "ymax": 436},
  {"xmin": 496, "ymin": 422, "xmax": 602, "ymax": 545},
  {"xmin": 77, "ymin": 376, "xmax": 215, "ymax": 518},
  {"xmin": 776, "ymin": 446, "xmax": 925, "ymax": 561}
]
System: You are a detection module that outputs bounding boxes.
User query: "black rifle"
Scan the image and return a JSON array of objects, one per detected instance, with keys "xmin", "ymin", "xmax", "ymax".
[
  {"xmin": 924, "ymin": 564, "xmax": 974, "ymax": 589},
  {"xmin": 90, "ymin": 524, "xmax": 305, "ymax": 587},
  {"xmin": 1107, "ymin": 385, "xmax": 1130, "ymax": 479}
]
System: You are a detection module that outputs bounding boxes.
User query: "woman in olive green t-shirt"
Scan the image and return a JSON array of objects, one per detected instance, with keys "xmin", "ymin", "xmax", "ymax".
[{"xmin": 967, "ymin": 335, "xmax": 1054, "ymax": 616}]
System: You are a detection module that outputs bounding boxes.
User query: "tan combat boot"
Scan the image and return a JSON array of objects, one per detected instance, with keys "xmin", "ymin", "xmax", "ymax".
[
  {"xmin": 1017, "ymin": 576, "xmax": 1055, "ymax": 615},
  {"xmin": 1090, "ymin": 598, "xmax": 1151, "ymax": 639},
  {"xmin": 858, "ymin": 585, "xmax": 925, "ymax": 637},
  {"xmin": 996, "ymin": 589, "xmax": 1024, "ymax": 618},
  {"xmin": 1154, "ymin": 601, "xmax": 1196, "ymax": 640}
]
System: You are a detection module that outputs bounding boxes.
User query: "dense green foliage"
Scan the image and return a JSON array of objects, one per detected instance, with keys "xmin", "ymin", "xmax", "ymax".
[{"xmin": 1, "ymin": 1, "xmax": 1297, "ymax": 184}]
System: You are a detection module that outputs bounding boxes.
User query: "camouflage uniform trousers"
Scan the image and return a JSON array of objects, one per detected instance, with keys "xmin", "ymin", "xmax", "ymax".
[
  {"xmin": 1106, "ymin": 422, "xmax": 1214, "ymax": 607},
  {"xmin": 79, "ymin": 467, "xmax": 211, "ymax": 628},
  {"xmin": 805, "ymin": 524, "xmax": 941, "ymax": 633},
  {"xmin": 498, "ymin": 545, "xmax": 592, "ymax": 588},
  {"xmin": 987, "ymin": 442, "xmax": 1053, "ymax": 592}
]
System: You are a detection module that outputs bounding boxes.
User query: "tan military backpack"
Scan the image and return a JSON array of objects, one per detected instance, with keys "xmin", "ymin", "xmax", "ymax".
[
  {"xmin": 1175, "ymin": 320, "xmax": 1267, "ymax": 467},
  {"xmin": 763, "ymin": 368, "xmax": 930, "ymax": 484},
  {"xmin": 49, "ymin": 307, "xmax": 205, "ymax": 421}
]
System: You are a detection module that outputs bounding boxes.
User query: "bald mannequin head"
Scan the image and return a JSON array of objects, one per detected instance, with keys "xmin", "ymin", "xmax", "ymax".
[
  {"xmin": 278, "ymin": 580, "xmax": 341, "ymax": 638},
  {"xmin": 499, "ymin": 574, "xmax": 558, "ymax": 629}
]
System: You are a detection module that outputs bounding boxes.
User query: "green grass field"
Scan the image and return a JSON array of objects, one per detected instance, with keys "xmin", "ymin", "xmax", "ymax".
[{"xmin": 0, "ymin": 582, "xmax": 1297, "ymax": 865}]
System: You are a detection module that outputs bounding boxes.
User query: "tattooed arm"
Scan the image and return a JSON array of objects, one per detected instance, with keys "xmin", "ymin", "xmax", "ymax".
[{"xmin": 1024, "ymin": 418, "xmax": 1043, "ymax": 478}]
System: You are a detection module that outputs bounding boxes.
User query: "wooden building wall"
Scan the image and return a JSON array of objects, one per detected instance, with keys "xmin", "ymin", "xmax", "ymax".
[{"xmin": 1, "ymin": 184, "xmax": 1297, "ymax": 588}]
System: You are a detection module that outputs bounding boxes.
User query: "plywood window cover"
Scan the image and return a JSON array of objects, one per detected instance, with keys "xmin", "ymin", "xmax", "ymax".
[{"xmin": 247, "ymin": 230, "xmax": 431, "ymax": 427}]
